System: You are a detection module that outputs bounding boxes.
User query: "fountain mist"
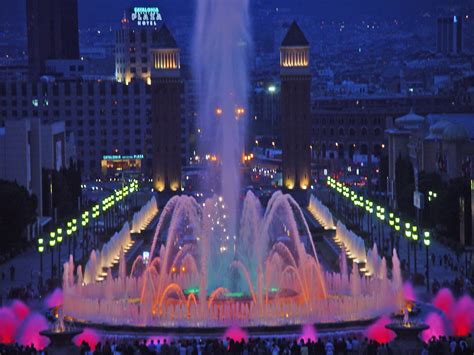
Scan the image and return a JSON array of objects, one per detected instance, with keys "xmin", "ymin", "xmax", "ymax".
[{"xmin": 193, "ymin": 0, "xmax": 251, "ymax": 235}]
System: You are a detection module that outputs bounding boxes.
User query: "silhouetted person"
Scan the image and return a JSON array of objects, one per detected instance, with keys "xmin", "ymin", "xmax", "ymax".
[{"xmin": 80, "ymin": 340, "xmax": 91, "ymax": 355}]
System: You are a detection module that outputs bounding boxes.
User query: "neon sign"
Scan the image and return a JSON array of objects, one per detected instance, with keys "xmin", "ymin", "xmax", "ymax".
[
  {"xmin": 131, "ymin": 7, "xmax": 162, "ymax": 26},
  {"xmin": 102, "ymin": 154, "xmax": 144, "ymax": 161}
]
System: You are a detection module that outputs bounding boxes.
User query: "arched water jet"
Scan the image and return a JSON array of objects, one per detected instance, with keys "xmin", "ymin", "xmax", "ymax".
[
  {"xmin": 156, "ymin": 283, "xmax": 187, "ymax": 316},
  {"xmin": 230, "ymin": 260, "xmax": 257, "ymax": 304},
  {"xmin": 64, "ymin": 192, "xmax": 403, "ymax": 327}
]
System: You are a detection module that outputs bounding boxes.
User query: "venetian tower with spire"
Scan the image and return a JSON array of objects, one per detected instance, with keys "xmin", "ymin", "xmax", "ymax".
[
  {"xmin": 280, "ymin": 21, "xmax": 312, "ymax": 204},
  {"xmin": 151, "ymin": 24, "xmax": 182, "ymax": 201}
]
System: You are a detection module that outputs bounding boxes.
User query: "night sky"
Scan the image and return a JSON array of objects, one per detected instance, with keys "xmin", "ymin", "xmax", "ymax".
[{"xmin": 0, "ymin": 0, "xmax": 465, "ymax": 27}]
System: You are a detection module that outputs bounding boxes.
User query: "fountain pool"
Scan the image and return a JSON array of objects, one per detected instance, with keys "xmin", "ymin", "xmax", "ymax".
[{"xmin": 63, "ymin": 191, "xmax": 403, "ymax": 330}]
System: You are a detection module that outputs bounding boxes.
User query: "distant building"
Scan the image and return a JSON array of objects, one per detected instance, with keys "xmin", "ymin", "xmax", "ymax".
[
  {"xmin": 26, "ymin": 0, "xmax": 80, "ymax": 79},
  {"xmin": 151, "ymin": 25, "xmax": 182, "ymax": 196},
  {"xmin": 0, "ymin": 118, "xmax": 71, "ymax": 218},
  {"xmin": 386, "ymin": 111, "xmax": 474, "ymax": 203},
  {"xmin": 437, "ymin": 16, "xmax": 463, "ymax": 55},
  {"xmin": 280, "ymin": 21, "xmax": 312, "ymax": 200},
  {"xmin": 0, "ymin": 61, "xmax": 28, "ymax": 82},
  {"xmin": 115, "ymin": 7, "xmax": 164, "ymax": 84},
  {"xmin": 313, "ymin": 95, "xmax": 470, "ymax": 163},
  {"xmin": 0, "ymin": 80, "xmax": 150, "ymax": 177},
  {"xmin": 386, "ymin": 112, "xmax": 474, "ymax": 246}
]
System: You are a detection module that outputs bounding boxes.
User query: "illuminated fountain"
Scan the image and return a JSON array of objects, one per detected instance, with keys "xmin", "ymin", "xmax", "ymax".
[
  {"xmin": 63, "ymin": 191, "xmax": 403, "ymax": 328},
  {"xmin": 61, "ymin": 0, "xmax": 403, "ymax": 331},
  {"xmin": 308, "ymin": 195, "xmax": 335, "ymax": 230}
]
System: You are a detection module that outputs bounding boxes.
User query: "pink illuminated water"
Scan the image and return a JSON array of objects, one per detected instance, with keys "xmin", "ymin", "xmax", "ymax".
[
  {"xmin": 0, "ymin": 307, "xmax": 20, "ymax": 344},
  {"xmin": 450, "ymin": 295, "xmax": 474, "ymax": 336},
  {"xmin": 45, "ymin": 288, "xmax": 64, "ymax": 308},
  {"xmin": 432, "ymin": 288, "xmax": 455, "ymax": 316},
  {"xmin": 402, "ymin": 282, "xmax": 416, "ymax": 302},
  {"xmin": 299, "ymin": 324, "xmax": 318, "ymax": 343},
  {"xmin": 223, "ymin": 326, "xmax": 248, "ymax": 343},
  {"xmin": 73, "ymin": 328, "xmax": 101, "ymax": 350},
  {"xmin": 15, "ymin": 312, "xmax": 50, "ymax": 350},
  {"xmin": 11, "ymin": 300, "xmax": 30, "ymax": 321},
  {"xmin": 421, "ymin": 312, "xmax": 446, "ymax": 342},
  {"xmin": 365, "ymin": 316, "xmax": 396, "ymax": 344}
]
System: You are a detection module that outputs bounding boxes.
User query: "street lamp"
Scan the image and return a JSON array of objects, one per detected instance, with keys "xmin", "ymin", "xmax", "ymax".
[
  {"xmin": 267, "ymin": 85, "xmax": 277, "ymax": 138},
  {"xmin": 37, "ymin": 237, "xmax": 44, "ymax": 287},
  {"xmin": 412, "ymin": 225, "xmax": 419, "ymax": 273},
  {"xmin": 424, "ymin": 230, "xmax": 431, "ymax": 292}
]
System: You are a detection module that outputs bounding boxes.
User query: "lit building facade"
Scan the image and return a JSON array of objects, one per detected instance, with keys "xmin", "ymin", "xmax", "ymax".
[
  {"xmin": 280, "ymin": 22, "xmax": 312, "ymax": 197},
  {"xmin": 151, "ymin": 25, "xmax": 183, "ymax": 194},
  {"xmin": 0, "ymin": 80, "xmax": 150, "ymax": 177},
  {"xmin": 115, "ymin": 7, "xmax": 164, "ymax": 84}
]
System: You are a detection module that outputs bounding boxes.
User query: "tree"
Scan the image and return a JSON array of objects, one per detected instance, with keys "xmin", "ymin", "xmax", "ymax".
[
  {"xmin": 42, "ymin": 162, "xmax": 82, "ymax": 220},
  {"xmin": 378, "ymin": 155, "xmax": 389, "ymax": 192},
  {"xmin": 435, "ymin": 177, "xmax": 470, "ymax": 243},
  {"xmin": 395, "ymin": 155, "xmax": 414, "ymax": 216},
  {"xmin": 0, "ymin": 180, "xmax": 37, "ymax": 250},
  {"xmin": 418, "ymin": 171, "xmax": 444, "ymax": 227}
]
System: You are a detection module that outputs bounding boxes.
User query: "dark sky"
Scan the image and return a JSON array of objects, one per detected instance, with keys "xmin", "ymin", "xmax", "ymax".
[{"xmin": 0, "ymin": 0, "xmax": 466, "ymax": 27}]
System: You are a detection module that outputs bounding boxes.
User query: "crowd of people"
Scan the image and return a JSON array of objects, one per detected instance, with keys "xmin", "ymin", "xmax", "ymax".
[{"xmin": 1, "ymin": 334, "xmax": 473, "ymax": 355}]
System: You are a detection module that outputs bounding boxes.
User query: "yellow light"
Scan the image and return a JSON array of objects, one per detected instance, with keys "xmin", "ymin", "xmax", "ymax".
[
  {"xmin": 215, "ymin": 108, "xmax": 223, "ymax": 116},
  {"xmin": 181, "ymin": 266, "xmax": 186, "ymax": 273}
]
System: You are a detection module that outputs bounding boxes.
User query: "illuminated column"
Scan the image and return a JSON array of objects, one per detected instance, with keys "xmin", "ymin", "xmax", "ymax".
[
  {"xmin": 280, "ymin": 21, "xmax": 311, "ymax": 196},
  {"xmin": 151, "ymin": 24, "xmax": 182, "ymax": 194}
]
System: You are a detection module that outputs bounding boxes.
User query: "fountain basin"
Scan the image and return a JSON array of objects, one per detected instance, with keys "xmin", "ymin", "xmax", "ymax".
[
  {"xmin": 40, "ymin": 328, "xmax": 83, "ymax": 355},
  {"xmin": 385, "ymin": 322, "xmax": 429, "ymax": 354}
]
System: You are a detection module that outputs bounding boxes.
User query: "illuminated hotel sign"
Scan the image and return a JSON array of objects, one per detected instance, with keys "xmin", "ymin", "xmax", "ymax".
[
  {"xmin": 131, "ymin": 7, "xmax": 162, "ymax": 26},
  {"xmin": 103, "ymin": 154, "xmax": 144, "ymax": 161}
]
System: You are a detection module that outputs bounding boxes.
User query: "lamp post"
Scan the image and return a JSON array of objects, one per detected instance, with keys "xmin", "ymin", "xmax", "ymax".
[
  {"xmin": 379, "ymin": 209, "xmax": 386, "ymax": 255},
  {"xmin": 412, "ymin": 225, "xmax": 418, "ymax": 274},
  {"xmin": 268, "ymin": 84, "xmax": 276, "ymax": 138},
  {"xmin": 37, "ymin": 237, "xmax": 44, "ymax": 287},
  {"xmin": 49, "ymin": 232, "xmax": 56, "ymax": 280},
  {"xmin": 404, "ymin": 223, "xmax": 411, "ymax": 273},
  {"xmin": 56, "ymin": 228, "xmax": 63, "ymax": 279},
  {"xmin": 424, "ymin": 231, "xmax": 431, "ymax": 292}
]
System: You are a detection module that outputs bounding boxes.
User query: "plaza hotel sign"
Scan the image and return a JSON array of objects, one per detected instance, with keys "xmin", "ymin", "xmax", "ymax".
[{"xmin": 131, "ymin": 7, "xmax": 162, "ymax": 26}]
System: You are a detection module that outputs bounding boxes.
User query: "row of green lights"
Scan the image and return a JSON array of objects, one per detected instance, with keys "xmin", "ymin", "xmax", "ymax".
[
  {"xmin": 36, "ymin": 180, "xmax": 139, "ymax": 253},
  {"xmin": 327, "ymin": 176, "xmax": 431, "ymax": 246}
]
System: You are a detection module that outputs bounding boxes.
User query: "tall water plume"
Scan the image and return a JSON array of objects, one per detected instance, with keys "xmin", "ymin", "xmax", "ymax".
[{"xmin": 193, "ymin": 0, "xmax": 251, "ymax": 237}]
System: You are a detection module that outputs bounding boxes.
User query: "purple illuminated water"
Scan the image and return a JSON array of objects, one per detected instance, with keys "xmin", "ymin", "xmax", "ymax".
[{"xmin": 193, "ymin": 0, "xmax": 251, "ymax": 237}]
